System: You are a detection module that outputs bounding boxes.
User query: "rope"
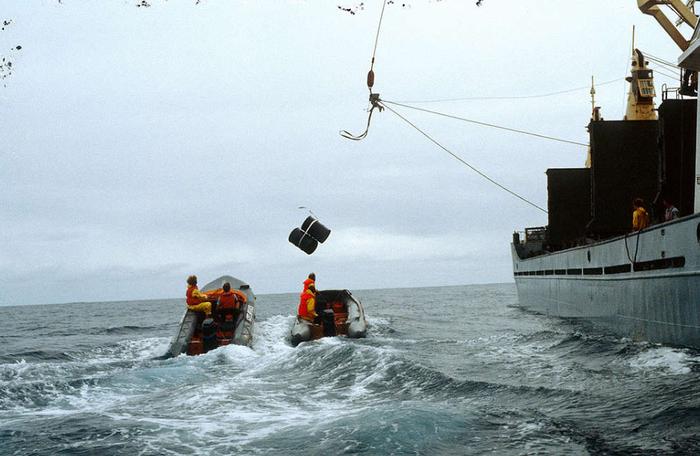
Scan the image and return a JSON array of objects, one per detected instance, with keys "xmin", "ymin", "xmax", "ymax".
[
  {"xmin": 382, "ymin": 100, "xmax": 589, "ymax": 147},
  {"xmin": 394, "ymin": 77, "xmax": 624, "ymax": 104},
  {"xmin": 649, "ymin": 64, "xmax": 680, "ymax": 81},
  {"xmin": 381, "ymin": 101, "xmax": 548, "ymax": 214},
  {"xmin": 340, "ymin": 1, "xmax": 389, "ymax": 141},
  {"xmin": 370, "ymin": 0, "xmax": 388, "ymax": 77},
  {"xmin": 623, "ymin": 230, "xmax": 641, "ymax": 266},
  {"xmin": 644, "ymin": 52, "xmax": 680, "ymax": 70},
  {"xmin": 340, "ymin": 94, "xmax": 384, "ymax": 140}
]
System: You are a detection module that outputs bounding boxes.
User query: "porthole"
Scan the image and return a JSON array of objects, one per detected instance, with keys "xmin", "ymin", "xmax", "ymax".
[
  {"xmin": 697, "ymin": 223, "xmax": 700, "ymax": 243},
  {"xmin": 587, "ymin": 250, "xmax": 591, "ymax": 262}
]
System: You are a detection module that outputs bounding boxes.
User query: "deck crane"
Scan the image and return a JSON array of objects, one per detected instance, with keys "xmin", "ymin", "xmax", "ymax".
[
  {"xmin": 638, "ymin": 0, "xmax": 699, "ymax": 94},
  {"xmin": 637, "ymin": 0, "xmax": 698, "ymax": 50}
]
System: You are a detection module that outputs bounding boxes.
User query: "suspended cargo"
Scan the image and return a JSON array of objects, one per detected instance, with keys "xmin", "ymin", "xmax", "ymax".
[{"xmin": 289, "ymin": 216, "xmax": 331, "ymax": 255}]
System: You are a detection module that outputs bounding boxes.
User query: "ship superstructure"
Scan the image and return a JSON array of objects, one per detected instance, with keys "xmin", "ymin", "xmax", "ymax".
[{"xmin": 512, "ymin": 1, "xmax": 700, "ymax": 347}]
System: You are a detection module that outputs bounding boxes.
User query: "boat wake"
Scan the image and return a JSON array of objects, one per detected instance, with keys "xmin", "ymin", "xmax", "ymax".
[{"xmin": 2, "ymin": 287, "xmax": 700, "ymax": 455}]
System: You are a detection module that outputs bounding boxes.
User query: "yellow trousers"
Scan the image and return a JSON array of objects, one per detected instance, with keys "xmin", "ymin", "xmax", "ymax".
[{"xmin": 187, "ymin": 302, "xmax": 212, "ymax": 316}]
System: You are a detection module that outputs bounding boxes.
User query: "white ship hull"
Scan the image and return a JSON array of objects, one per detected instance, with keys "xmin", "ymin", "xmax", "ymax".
[{"xmin": 512, "ymin": 214, "xmax": 700, "ymax": 347}]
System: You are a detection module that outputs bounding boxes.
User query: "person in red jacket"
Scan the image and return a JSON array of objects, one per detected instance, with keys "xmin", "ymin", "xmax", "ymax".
[
  {"xmin": 298, "ymin": 284, "xmax": 318, "ymax": 322},
  {"xmin": 185, "ymin": 275, "xmax": 212, "ymax": 317}
]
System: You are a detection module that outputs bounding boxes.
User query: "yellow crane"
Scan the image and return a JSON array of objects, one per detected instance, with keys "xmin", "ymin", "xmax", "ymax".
[{"xmin": 637, "ymin": 0, "xmax": 698, "ymax": 50}]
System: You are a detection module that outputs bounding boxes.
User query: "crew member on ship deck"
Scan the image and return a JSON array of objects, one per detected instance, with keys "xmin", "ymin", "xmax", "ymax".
[
  {"xmin": 632, "ymin": 198, "xmax": 650, "ymax": 231},
  {"xmin": 185, "ymin": 275, "xmax": 212, "ymax": 317}
]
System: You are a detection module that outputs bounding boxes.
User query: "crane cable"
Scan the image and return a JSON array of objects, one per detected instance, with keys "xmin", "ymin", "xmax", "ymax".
[
  {"xmin": 380, "ymin": 100, "xmax": 548, "ymax": 214},
  {"xmin": 394, "ymin": 77, "xmax": 625, "ymax": 104},
  {"xmin": 382, "ymin": 100, "xmax": 589, "ymax": 147},
  {"xmin": 340, "ymin": 0, "xmax": 388, "ymax": 141}
]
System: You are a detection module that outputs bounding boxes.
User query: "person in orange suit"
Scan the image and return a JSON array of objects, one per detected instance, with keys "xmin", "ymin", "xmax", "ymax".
[
  {"xmin": 298, "ymin": 284, "xmax": 318, "ymax": 322},
  {"xmin": 185, "ymin": 275, "xmax": 212, "ymax": 317}
]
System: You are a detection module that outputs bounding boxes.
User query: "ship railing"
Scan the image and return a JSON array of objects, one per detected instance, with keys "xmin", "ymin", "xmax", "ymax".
[{"xmin": 661, "ymin": 82, "xmax": 696, "ymax": 100}]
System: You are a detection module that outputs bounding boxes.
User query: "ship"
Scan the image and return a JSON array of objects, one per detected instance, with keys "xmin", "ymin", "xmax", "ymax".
[{"xmin": 511, "ymin": 1, "xmax": 700, "ymax": 348}]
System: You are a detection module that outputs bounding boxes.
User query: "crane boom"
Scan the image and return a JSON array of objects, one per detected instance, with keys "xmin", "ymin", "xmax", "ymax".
[{"xmin": 638, "ymin": 0, "xmax": 698, "ymax": 50}]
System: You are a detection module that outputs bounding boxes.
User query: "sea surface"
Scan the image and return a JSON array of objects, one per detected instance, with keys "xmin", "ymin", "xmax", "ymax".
[{"xmin": 1, "ymin": 283, "xmax": 699, "ymax": 455}]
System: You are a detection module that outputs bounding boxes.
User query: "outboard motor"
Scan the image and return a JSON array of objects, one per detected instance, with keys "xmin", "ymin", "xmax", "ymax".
[
  {"xmin": 202, "ymin": 318, "xmax": 218, "ymax": 352},
  {"xmin": 321, "ymin": 308, "xmax": 336, "ymax": 337}
]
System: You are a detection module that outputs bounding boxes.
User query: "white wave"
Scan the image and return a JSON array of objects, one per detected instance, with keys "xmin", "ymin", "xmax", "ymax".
[
  {"xmin": 628, "ymin": 346, "xmax": 693, "ymax": 375},
  {"xmin": 367, "ymin": 316, "xmax": 390, "ymax": 326}
]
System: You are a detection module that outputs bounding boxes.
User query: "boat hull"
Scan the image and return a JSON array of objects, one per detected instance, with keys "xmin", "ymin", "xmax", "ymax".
[
  {"xmin": 512, "ymin": 214, "xmax": 700, "ymax": 348},
  {"xmin": 291, "ymin": 289, "xmax": 368, "ymax": 346}
]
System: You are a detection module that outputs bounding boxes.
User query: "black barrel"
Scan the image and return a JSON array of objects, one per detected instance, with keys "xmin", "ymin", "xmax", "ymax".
[
  {"xmin": 300, "ymin": 216, "xmax": 331, "ymax": 243},
  {"xmin": 288, "ymin": 228, "xmax": 318, "ymax": 255}
]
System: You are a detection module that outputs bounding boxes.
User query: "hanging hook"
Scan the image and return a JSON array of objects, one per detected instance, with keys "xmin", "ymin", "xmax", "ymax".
[{"xmin": 340, "ymin": 93, "xmax": 384, "ymax": 141}]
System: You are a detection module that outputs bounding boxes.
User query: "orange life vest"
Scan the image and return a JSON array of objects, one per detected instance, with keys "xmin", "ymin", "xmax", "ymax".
[
  {"xmin": 218, "ymin": 291, "xmax": 240, "ymax": 309},
  {"xmin": 186, "ymin": 285, "xmax": 206, "ymax": 306},
  {"xmin": 298, "ymin": 290, "xmax": 315, "ymax": 320}
]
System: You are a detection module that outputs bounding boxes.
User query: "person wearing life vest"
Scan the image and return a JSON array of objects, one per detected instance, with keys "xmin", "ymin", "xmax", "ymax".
[
  {"xmin": 632, "ymin": 198, "xmax": 650, "ymax": 231},
  {"xmin": 217, "ymin": 281, "xmax": 246, "ymax": 320},
  {"xmin": 302, "ymin": 272, "xmax": 316, "ymax": 293},
  {"xmin": 185, "ymin": 275, "xmax": 212, "ymax": 317},
  {"xmin": 298, "ymin": 284, "xmax": 318, "ymax": 322}
]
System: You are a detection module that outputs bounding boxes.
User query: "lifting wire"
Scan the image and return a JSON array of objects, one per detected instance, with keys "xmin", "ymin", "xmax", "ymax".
[
  {"xmin": 643, "ymin": 51, "xmax": 680, "ymax": 69},
  {"xmin": 340, "ymin": 0, "xmax": 388, "ymax": 141},
  {"xmin": 380, "ymin": 100, "xmax": 548, "ymax": 214},
  {"xmin": 393, "ymin": 77, "xmax": 625, "ymax": 104},
  {"xmin": 651, "ymin": 66, "xmax": 681, "ymax": 81},
  {"xmin": 382, "ymin": 100, "xmax": 589, "ymax": 147}
]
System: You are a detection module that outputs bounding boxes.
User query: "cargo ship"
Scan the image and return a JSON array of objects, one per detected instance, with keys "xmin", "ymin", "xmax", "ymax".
[{"xmin": 512, "ymin": 1, "xmax": 700, "ymax": 348}]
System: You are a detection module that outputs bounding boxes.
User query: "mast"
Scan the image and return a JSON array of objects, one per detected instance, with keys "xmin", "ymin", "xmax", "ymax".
[
  {"xmin": 624, "ymin": 48, "xmax": 658, "ymax": 121},
  {"xmin": 586, "ymin": 76, "xmax": 601, "ymax": 168}
]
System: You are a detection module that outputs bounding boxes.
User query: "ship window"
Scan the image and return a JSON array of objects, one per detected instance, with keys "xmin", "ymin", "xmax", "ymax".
[
  {"xmin": 583, "ymin": 267, "xmax": 603, "ymax": 275},
  {"xmin": 567, "ymin": 268, "xmax": 582, "ymax": 275},
  {"xmin": 633, "ymin": 256, "xmax": 685, "ymax": 272},
  {"xmin": 637, "ymin": 79, "xmax": 655, "ymax": 98},
  {"xmin": 544, "ymin": 270, "xmax": 554, "ymax": 275},
  {"xmin": 554, "ymin": 269, "xmax": 566, "ymax": 275},
  {"xmin": 604, "ymin": 264, "xmax": 632, "ymax": 274}
]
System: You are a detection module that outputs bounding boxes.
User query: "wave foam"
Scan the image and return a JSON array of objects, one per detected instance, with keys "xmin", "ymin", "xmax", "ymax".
[{"xmin": 628, "ymin": 346, "xmax": 693, "ymax": 375}]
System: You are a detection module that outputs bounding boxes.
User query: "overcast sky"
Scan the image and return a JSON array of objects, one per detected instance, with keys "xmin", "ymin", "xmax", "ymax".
[{"xmin": 0, "ymin": 0, "xmax": 686, "ymax": 305}]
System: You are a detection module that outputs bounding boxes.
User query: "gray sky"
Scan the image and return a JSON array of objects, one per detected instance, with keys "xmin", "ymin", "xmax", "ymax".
[{"xmin": 0, "ymin": 0, "xmax": 685, "ymax": 305}]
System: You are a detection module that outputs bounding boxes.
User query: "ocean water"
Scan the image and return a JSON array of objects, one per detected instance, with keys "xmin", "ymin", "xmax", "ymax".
[{"xmin": 1, "ymin": 283, "xmax": 699, "ymax": 455}]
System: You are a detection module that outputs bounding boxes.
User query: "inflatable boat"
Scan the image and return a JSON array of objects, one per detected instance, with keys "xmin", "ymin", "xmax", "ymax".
[
  {"xmin": 290, "ymin": 289, "xmax": 367, "ymax": 346},
  {"xmin": 165, "ymin": 275, "xmax": 255, "ymax": 357}
]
